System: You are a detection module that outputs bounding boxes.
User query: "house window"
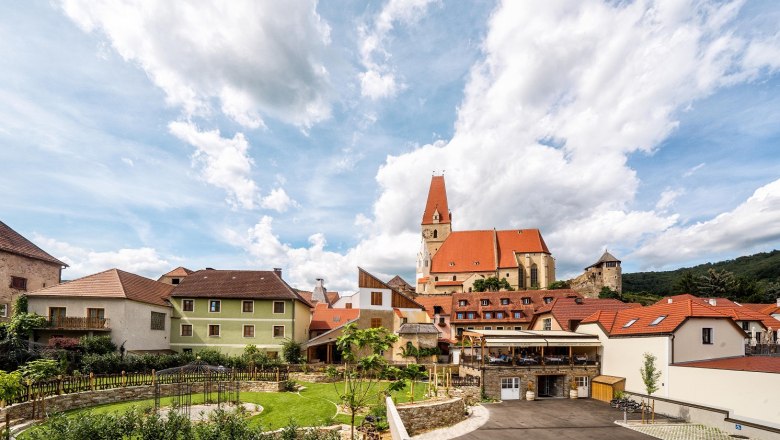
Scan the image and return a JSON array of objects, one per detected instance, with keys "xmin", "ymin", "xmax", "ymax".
[
  {"xmin": 433, "ymin": 306, "xmax": 443, "ymax": 314},
  {"xmin": 371, "ymin": 292, "xmax": 383, "ymax": 306},
  {"xmin": 182, "ymin": 299, "xmax": 194, "ymax": 312},
  {"xmin": 401, "ymin": 317, "xmax": 408, "ymax": 324},
  {"xmin": 741, "ymin": 322, "xmax": 749, "ymax": 331},
  {"xmin": 87, "ymin": 308, "xmax": 105, "ymax": 319},
  {"xmin": 10, "ymin": 276, "xmax": 27, "ymax": 290},
  {"xmin": 649, "ymin": 315, "xmax": 667, "ymax": 326},
  {"xmin": 242, "ymin": 301, "xmax": 254, "ymax": 313},
  {"xmin": 500, "ymin": 298, "xmax": 509, "ymax": 305},
  {"xmin": 171, "ymin": 278, "xmax": 180, "ymax": 285},
  {"xmin": 702, "ymin": 328, "xmax": 713, "ymax": 345},
  {"xmin": 514, "ymin": 326, "xmax": 522, "ymax": 331},
  {"xmin": 49, "ymin": 307, "xmax": 66, "ymax": 324},
  {"xmin": 522, "ymin": 297, "xmax": 531, "ymax": 305},
  {"xmin": 513, "ymin": 311, "xmax": 522, "ymax": 319},
  {"xmin": 458, "ymin": 300, "xmax": 467, "ymax": 306},
  {"xmin": 273, "ymin": 325, "xmax": 285, "ymax": 338},
  {"xmin": 273, "ymin": 301, "xmax": 285, "ymax": 314},
  {"xmin": 484, "ymin": 312, "xmax": 493, "ymax": 319},
  {"xmin": 438, "ymin": 317, "xmax": 445, "ymax": 325},
  {"xmin": 481, "ymin": 299, "xmax": 489, "ymax": 306},
  {"xmin": 434, "ymin": 276, "xmax": 439, "ymax": 281},
  {"xmin": 150, "ymin": 312, "xmax": 166, "ymax": 330},
  {"xmin": 346, "ymin": 303, "xmax": 353, "ymax": 309},
  {"xmin": 0, "ymin": 304, "xmax": 6, "ymax": 318},
  {"xmin": 208, "ymin": 325, "xmax": 220, "ymax": 337},
  {"xmin": 243, "ymin": 325, "xmax": 255, "ymax": 338},
  {"xmin": 466, "ymin": 312, "xmax": 475, "ymax": 320},
  {"xmin": 183, "ymin": 348, "xmax": 193, "ymax": 354},
  {"xmin": 371, "ymin": 318, "xmax": 382, "ymax": 328},
  {"xmin": 496, "ymin": 312, "xmax": 504, "ymax": 319},
  {"xmin": 484, "ymin": 326, "xmax": 492, "ymax": 330},
  {"xmin": 456, "ymin": 312, "xmax": 464, "ymax": 319},
  {"xmin": 496, "ymin": 326, "xmax": 504, "ymax": 330},
  {"xmin": 181, "ymin": 324, "xmax": 193, "ymax": 337},
  {"xmin": 452, "ymin": 276, "xmax": 456, "ymax": 281},
  {"xmin": 606, "ymin": 261, "xmax": 617, "ymax": 267},
  {"xmin": 209, "ymin": 300, "xmax": 221, "ymax": 313},
  {"xmin": 543, "ymin": 318, "xmax": 552, "ymax": 331},
  {"xmin": 543, "ymin": 297, "xmax": 553, "ymax": 304},
  {"xmin": 623, "ymin": 319, "xmax": 638, "ymax": 328},
  {"xmin": 456, "ymin": 327, "xmax": 464, "ymax": 336}
]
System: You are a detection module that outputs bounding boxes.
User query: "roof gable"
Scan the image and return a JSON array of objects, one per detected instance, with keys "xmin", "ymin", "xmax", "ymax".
[
  {"xmin": 357, "ymin": 267, "xmax": 423, "ymax": 309},
  {"xmin": 532, "ymin": 297, "xmax": 641, "ymax": 331},
  {"xmin": 171, "ymin": 269, "xmax": 312, "ymax": 306},
  {"xmin": 0, "ymin": 221, "xmax": 68, "ymax": 267},
  {"xmin": 421, "ymin": 176, "xmax": 450, "ymax": 225}
]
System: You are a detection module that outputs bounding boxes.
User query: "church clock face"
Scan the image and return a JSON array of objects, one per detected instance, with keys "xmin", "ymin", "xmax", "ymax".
[{"xmin": 422, "ymin": 229, "xmax": 433, "ymax": 239}]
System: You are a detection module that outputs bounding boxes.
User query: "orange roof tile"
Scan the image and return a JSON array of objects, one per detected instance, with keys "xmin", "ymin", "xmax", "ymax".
[
  {"xmin": 421, "ymin": 176, "xmax": 450, "ymax": 225},
  {"xmin": 415, "ymin": 295, "xmax": 453, "ymax": 318},
  {"xmin": 431, "ymin": 229, "xmax": 550, "ymax": 273},
  {"xmin": 675, "ymin": 356, "xmax": 780, "ymax": 374},
  {"xmin": 28, "ymin": 268, "xmax": 173, "ymax": 307},
  {"xmin": 658, "ymin": 295, "xmax": 779, "ymax": 329},
  {"xmin": 531, "ymin": 297, "xmax": 641, "ymax": 331},
  {"xmin": 310, "ymin": 303, "xmax": 359, "ymax": 331},
  {"xmin": 0, "ymin": 220, "xmax": 68, "ymax": 266},
  {"xmin": 161, "ymin": 266, "xmax": 194, "ymax": 278},
  {"xmin": 656, "ymin": 294, "xmax": 741, "ymax": 308},
  {"xmin": 451, "ymin": 290, "xmax": 581, "ymax": 324},
  {"xmin": 582, "ymin": 299, "xmax": 736, "ymax": 336}
]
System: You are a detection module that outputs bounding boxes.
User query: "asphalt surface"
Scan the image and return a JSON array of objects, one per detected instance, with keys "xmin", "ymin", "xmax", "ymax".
[{"xmin": 453, "ymin": 398, "xmax": 658, "ymax": 440}]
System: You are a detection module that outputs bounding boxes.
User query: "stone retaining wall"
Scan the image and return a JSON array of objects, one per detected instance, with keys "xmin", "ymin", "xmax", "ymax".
[
  {"xmin": 289, "ymin": 372, "xmax": 338, "ymax": 383},
  {"xmin": 0, "ymin": 381, "xmax": 283, "ymax": 423},
  {"xmin": 395, "ymin": 398, "xmax": 465, "ymax": 436}
]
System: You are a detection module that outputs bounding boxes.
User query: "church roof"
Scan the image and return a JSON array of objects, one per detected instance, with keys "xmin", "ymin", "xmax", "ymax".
[
  {"xmin": 0, "ymin": 220, "xmax": 68, "ymax": 266},
  {"xmin": 421, "ymin": 176, "xmax": 451, "ymax": 225},
  {"xmin": 431, "ymin": 229, "xmax": 550, "ymax": 273},
  {"xmin": 585, "ymin": 251, "xmax": 621, "ymax": 269}
]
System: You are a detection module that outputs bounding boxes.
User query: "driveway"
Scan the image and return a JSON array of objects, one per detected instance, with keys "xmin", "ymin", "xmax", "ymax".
[{"xmin": 453, "ymin": 399, "xmax": 658, "ymax": 440}]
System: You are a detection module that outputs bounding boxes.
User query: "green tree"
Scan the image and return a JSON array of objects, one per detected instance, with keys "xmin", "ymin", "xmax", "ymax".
[
  {"xmin": 640, "ymin": 352, "xmax": 662, "ymax": 422},
  {"xmin": 598, "ymin": 286, "xmax": 621, "ymax": 300},
  {"xmin": 281, "ymin": 339, "xmax": 304, "ymax": 364},
  {"xmin": 473, "ymin": 277, "xmax": 512, "ymax": 292},
  {"xmin": 673, "ymin": 271, "xmax": 699, "ymax": 295},
  {"xmin": 402, "ymin": 364, "xmax": 428, "ymax": 403},
  {"xmin": 0, "ymin": 370, "xmax": 23, "ymax": 406},
  {"xmin": 19, "ymin": 359, "xmax": 62, "ymax": 383},
  {"xmin": 332, "ymin": 323, "xmax": 403, "ymax": 439},
  {"xmin": 696, "ymin": 269, "xmax": 735, "ymax": 297},
  {"xmin": 548, "ymin": 280, "xmax": 570, "ymax": 290}
]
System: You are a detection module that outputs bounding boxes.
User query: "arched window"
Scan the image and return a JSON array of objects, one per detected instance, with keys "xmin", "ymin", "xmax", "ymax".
[
  {"xmin": 452, "ymin": 275, "xmax": 456, "ymax": 281},
  {"xmin": 434, "ymin": 276, "xmax": 439, "ymax": 281},
  {"xmin": 433, "ymin": 229, "xmax": 438, "ymax": 238},
  {"xmin": 530, "ymin": 264, "xmax": 538, "ymax": 288}
]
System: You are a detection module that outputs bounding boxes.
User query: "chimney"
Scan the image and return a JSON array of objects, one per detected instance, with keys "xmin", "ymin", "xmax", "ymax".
[
  {"xmin": 574, "ymin": 297, "xmax": 583, "ymax": 305},
  {"xmin": 667, "ymin": 298, "xmax": 673, "ymax": 304},
  {"xmin": 776, "ymin": 298, "xmax": 780, "ymax": 307},
  {"xmin": 708, "ymin": 298, "xmax": 717, "ymax": 306},
  {"xmin": 273, "ymin": 268, "xmax": 282, "ymax": 278}
]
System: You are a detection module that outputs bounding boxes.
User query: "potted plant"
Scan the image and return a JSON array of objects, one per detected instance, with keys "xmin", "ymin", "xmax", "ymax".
[
  {"xmin": 569, "ymin": 378, "xmax": 578, "ymax": 399},
  {"xmin": 525, "ymin": 379, "xmax": 535, "ymax": 401}
]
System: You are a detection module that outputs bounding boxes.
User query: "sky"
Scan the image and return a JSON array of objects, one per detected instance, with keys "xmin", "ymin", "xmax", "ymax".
[{"xmin": 1, "ymin": 0, "xmax": 780, "ymax": 293}]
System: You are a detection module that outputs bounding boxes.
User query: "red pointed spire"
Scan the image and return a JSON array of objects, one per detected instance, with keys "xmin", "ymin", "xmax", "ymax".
[{"xmin": 421, "ymin": 176, "xmax": 451, "ymax": 225}]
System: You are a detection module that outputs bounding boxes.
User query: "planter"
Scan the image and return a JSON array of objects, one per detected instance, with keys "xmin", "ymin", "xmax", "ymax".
[
  {"xmin": 569, "ymin": 389, "xmax": 578, "ymax": 399},
  {"xmin": 525, "ymin": 391, "xmax": 535, "ymax": 401}
]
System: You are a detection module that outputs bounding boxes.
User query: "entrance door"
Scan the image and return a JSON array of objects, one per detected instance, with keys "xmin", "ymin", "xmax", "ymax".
[
  {"xmin": 538, "ymin": 375, "xmax": 565, "ymax": 397},
  {"xmin": 575, "ymin": 376, "xmax": 589, "ymax": 398},
  {"xmin": 500, "ymin": 377, "xmax": 520, "ymax": 400}
]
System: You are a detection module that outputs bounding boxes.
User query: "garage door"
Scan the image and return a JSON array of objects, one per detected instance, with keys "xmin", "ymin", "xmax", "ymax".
[{"xmin": 500, "ymin": 377, "xmax": 520, "ymax": 400}]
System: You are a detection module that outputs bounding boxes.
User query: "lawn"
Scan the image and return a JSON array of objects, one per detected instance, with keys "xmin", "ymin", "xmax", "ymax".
[{"xmin": 58, "ymin": 380, "xmax": 429, "ymax": 430}]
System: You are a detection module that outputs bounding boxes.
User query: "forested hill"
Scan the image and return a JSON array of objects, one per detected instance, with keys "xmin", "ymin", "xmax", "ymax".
[{"xmin": 622, "ymin": 250, "xmax": 780, "ymax": 301}]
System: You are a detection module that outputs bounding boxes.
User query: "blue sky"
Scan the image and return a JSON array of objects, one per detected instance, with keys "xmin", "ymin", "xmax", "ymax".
[{"xmin": 2, "ymin": 0, "xmax": 779, "ymax": 292}]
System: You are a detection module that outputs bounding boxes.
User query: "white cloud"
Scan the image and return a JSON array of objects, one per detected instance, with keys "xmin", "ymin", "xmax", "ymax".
[
  {"xmin": 60, "ymin": 0, "xmax": 332, "ymax": 128},
  {"xmin": 656, "ymin": 188, "xmax": 685, "ymax": 211},
  {"xmin": 121, "ymin": 157, "xmax": 134, "ymax": 167},
  {"xmin": 632, "ymin": 178, "xmax": 780, "ymax": 268},
  {"xmin": 261, "ymin": 187, "xmax": 297, "ymax": 213},
  {"xmin": 683, "ymin": 162, "xmax": 706, "ymax": 177},
  {"xmin": 168, "ymin": 121, "xmax": 258, "ymax": 210},
  {"xmin": 357, "ymin": 0, "xmax": 438, "ymax": 100},
  {"xmin": 34, "ymin": 235, "xmax": 171, "ymax": 279}
]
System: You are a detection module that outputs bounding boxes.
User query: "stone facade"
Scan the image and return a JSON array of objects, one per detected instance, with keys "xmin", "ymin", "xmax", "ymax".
[
  {"xmin": 481, "ymin": 365, "xmax": 600, "ymax": 400},
  {"xmin": 0, "ymin": 252, "xmax": 62, "ymax": 321},
  {"xmin": 289, "ymin": 372, "xmax": 339, "ymax": 383},
  {"xmin": 396, "ymin": 397, "xmax": 465, "ymax": 436},
  {"xmin": 570, "ymin": 251, "xmax": 622, "ymax": 298}
]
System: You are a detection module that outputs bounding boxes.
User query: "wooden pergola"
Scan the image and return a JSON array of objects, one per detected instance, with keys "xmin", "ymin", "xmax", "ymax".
[{"xmin": 460, "ymin": 329, "xmax": 601, "ymax": 367}]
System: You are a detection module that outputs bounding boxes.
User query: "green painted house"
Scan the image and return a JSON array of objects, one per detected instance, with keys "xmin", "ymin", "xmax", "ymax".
[{"xmin": 169, "ymin": 268, "xmax": 312, "ymax": 356}]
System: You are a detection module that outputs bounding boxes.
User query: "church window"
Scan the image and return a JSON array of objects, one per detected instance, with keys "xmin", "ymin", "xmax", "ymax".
[
  {"xmin": 452, "ymin": 276, "xmax": 456, "ymax": 281},
  {"xmin": 530, "ymin": 266, "xmax": 538, "ymax": 288},
  {"xmin": 433, "ymin": 229, "xmax": 438, "ymax": 238},
  {"xmin": 434, "ymin": 276, "xmax": 439, "ymax": 281}
]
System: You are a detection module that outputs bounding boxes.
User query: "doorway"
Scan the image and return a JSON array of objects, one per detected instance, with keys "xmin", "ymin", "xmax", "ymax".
[
  {"xmin": 537, "ymin": 375, "xmax": 565, "ymax": 398},
  {"xmin": 575, "ymin": 376, "xmax": 589, "ymax": 398},
  {"xmin": 500, "ymin": 377, "xmax": 520, "ymax": 400}
]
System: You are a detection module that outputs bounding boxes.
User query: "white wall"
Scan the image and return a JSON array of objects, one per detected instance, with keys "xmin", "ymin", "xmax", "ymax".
[
  {"xmin": 674, "ymin": 318, "xmax": 745, "ymax": 362},
  {"xmin": 668, "ymin": 365, "xmax": 780, "ymax": 429},
  {"xmin": 333, "ymin": 287, "xmax": 393, "ymax": 311}
]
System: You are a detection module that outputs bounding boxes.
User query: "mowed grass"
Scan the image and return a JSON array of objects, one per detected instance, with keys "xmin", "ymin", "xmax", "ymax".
[{"xmin": 62, "ymin": 381, "xmax": 429, "ymax": 430}]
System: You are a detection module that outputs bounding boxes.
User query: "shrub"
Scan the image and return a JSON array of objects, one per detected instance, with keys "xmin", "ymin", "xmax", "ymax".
[
  {"xmin": 81, "ymin": 353, "xmax": 122, "ymax": 374},
  {"xmin": 282, "ymin": 339, "xmax": 304, "ymax": 364},
  {"xmin": 79, "ymin": 336, "xmax": 116, "ymax": 355},
  {"xmin": 19, "ymin": 359, "xmax": 62, "ymax": 382},
  {"xmin": 0, "ymin": 370, "xmax": 23, "ymax": 404},
  {"xmin": 48, "ymin": 337, "xmax": 81, "ymax": 351}
]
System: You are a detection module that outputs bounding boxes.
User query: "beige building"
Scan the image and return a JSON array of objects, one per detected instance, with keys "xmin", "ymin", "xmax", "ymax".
[
  {"xmin": 157, "ymin": 266, "xmax": 194, "ymax": 286},
  {"xmin": 27, "ymin": 268, "xmax": 174, "ymax": 352},
  {"xmin": 0, "ymin": 220, "xmax": 68, "ymax": 321},
  {"xmin": 416, "ymin": 176, "xmax": 556, "ymax": 294},
  {"xmin": 569, "ymin": 250, "xmax": 622, "ymax": 298}
]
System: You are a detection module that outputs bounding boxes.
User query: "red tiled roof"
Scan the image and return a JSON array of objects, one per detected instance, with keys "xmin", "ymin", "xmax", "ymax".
[
  {"xmin": 531, "ymin": 297, "xmax": 641, "ymax": 331},
  {"xmin": 171, "ymin": 269, "xmax": 312, "ymax": 306},
  {"xmin": 394, "ymin": 308, "xmax": 404, "ymax": 318},
  {"xmin": 415, "ymin": 294, "xmax": 452, "ymax": 318},
  {"xmin": 431, "ymin": 229, "xmax": 550, "ymax": 273},
  {"xmin": 310, "ymin": 303, "xmax": 359, "ymax": 331},
  {"xmin": 656, "ymin": 294, "xmax": 741, "ymax": 308},
  {"xmin": 658, "ymin": 296, "xmax": 779, "ymax": 329},
  {"xmin": 741, "ymin": 303, "xmax": 780, "ymax": 315},
  {"xmin": 581, "ymin": 299, "xmax": 734, "ymax": 336},
  {"xmin": 325, "ymin": 291, "xmax": 340, "ymax": 304},
  {"xmin": 421, "ymin": 176, "xmax": 450, "ymax": 225},
  {"xmin": 160, "ymin": 266, "xmax": 193, "ymax": 278},
  {"xmin": 296, "ymin": 290, "xmax": 340, "ymax": 306},
  {"xmin": 451, "ymin": 290, "xmax": 581, "ymax": 324},
  {"xmin": 387, "ymin": 275, "xmax": 413, "ymax": 291},
  {"xmin": 417, "ymin": 277, "xmax": 430, "ymax": 284},
  {"xmin": 0, "ymin": 220, "xmax": 68, "ymax": 266},
  {"xmin": 28, "ymin": 268, "xmax": 173, "ymax": 307},
  {"xmin": 675, "ymin": 356, "xmax": 780, "ymax": 374}
]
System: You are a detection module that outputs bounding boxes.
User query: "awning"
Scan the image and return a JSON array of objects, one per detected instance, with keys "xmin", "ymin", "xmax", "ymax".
[
  {"xmin": 544, "ymin": 340, "xmax": 601, "ymax": 347},
  {"xmin": 484, "ymin": 338, "xmax": 600, "ymax": 347}
]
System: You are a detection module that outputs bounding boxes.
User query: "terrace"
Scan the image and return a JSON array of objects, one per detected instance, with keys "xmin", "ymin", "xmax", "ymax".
[{"xmin": 40, "ymin": 316, "xmax": 111, "ymax": 331}]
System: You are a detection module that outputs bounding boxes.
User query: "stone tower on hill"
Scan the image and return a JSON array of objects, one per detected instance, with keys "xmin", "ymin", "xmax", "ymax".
[
  {"xmin": 415, "ymin": 175, "xmax": 556, "ymax": 294},
  {"xmin": 570, "ymin": 250, "xmax": 622, "ymax": 298}
]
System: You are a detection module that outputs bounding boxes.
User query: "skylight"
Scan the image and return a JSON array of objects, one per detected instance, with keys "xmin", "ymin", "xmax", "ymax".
[
  {"xmin": 623, "ymin": 318, "xmax": 638, "ymax": 328},
  {"xmin": 649, "ymin": 315, "xmax": 667, "ymax": 326}
]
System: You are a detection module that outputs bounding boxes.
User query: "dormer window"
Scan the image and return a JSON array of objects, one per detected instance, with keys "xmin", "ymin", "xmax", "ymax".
[
  {"xmin": 522, "ymin": 297, "xmax": 531, "ymax": 305},
  {"xmin": 484, "ymin": 312, "xmax": 493, "ymax": 319},
  {"xmin": 473, "ymin": 261, "xmax": 480, "ymax": 266},
  {"xmin": 500, "ymin": 298, "xmax": 510, "ymax": 305},
  {"xmin": 481, "ymin": 299, "xmax": 489, "ymax": 306},
  {"xmin": 543, "ymin": 297, "xmax": 553, "ymax": 304},
  {"xmin": 433, "ymin": 306, "xmax": 443, "ymax": 314},
  {"xmin": 649, "ymin": 315, "xmax": 667, "ymax": 326},
  {"xmin": 623, "ymin": 319, "xmax": 638, "ymax": 328},
  {"xmin": 449, "ymin": 261, "xmax": 455, "ymax": 266},
  {"xmin": 458, "ymin": 300, "xmax": 468, "ymax": 307}
]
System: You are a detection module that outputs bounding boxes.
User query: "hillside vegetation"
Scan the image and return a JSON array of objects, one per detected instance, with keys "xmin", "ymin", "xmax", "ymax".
[{"xmin": 622, "ymin": 250, "xmax": 780, "ymax": 302}]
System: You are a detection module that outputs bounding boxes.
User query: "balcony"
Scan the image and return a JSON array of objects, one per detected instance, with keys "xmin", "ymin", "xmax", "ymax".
[{"xmin": 41, "ymin": 317, "xmax": 111, "ymax": 331}]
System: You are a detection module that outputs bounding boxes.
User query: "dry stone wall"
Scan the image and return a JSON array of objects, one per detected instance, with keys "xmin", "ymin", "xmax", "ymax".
[{"xmin": 396, "ymin": 397, "xmax": 465, "ymax": 436}]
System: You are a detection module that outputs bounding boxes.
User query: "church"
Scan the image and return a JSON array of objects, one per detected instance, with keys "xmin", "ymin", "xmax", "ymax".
[{"xmin": 416, "ymin": 176, "xmax": 556, "ymax": 294}]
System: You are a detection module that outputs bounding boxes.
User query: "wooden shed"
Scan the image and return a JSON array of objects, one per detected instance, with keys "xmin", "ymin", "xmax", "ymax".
[{"xmin": 591, "ymin": 375, "xmax": 625, "ymax": 402}]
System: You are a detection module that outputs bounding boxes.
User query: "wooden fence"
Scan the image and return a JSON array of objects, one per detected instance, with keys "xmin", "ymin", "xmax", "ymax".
[{"xmin": 7, "ymin": 367, "xmax": 288, "ymax": 405}]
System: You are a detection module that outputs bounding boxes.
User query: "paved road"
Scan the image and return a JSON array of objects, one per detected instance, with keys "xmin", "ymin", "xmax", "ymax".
[{"xmin": 453, "ymin": 399, "xmax": 658, "ymax": 440}]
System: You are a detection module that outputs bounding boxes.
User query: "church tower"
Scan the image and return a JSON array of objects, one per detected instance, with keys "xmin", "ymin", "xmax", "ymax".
[{"xmin": 420, "ymin": 175, "xmax": 452, "ymax": 258}]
